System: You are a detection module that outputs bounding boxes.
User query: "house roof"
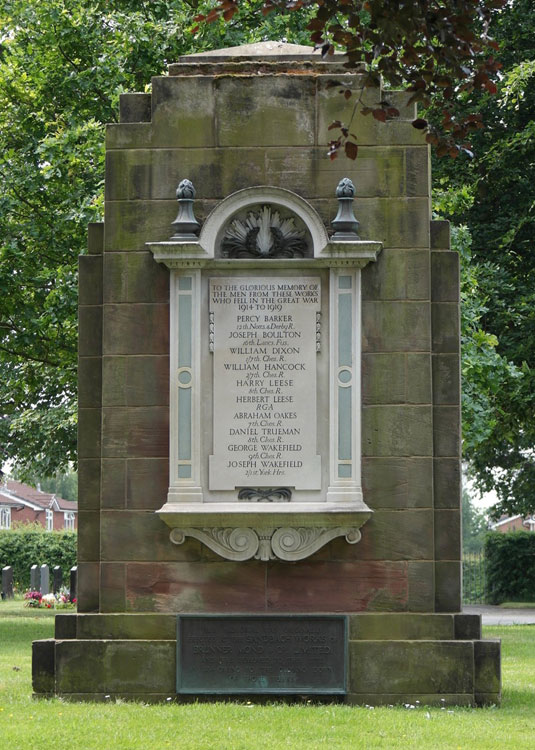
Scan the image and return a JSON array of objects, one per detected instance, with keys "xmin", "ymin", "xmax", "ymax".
[{"xmin": 0, "ymin": 479, "xmax": 77, "ymax": 512}]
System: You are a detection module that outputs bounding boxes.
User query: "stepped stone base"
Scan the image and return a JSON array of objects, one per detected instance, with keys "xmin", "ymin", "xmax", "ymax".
[{"xmin": 33, "ymin": 613, "xmax": 500, "ymax": 706}]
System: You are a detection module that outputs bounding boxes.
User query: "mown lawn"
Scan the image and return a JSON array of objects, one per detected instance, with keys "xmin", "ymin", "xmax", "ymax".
[{"xmin": 1, "ymin": 600, "xmax": 534, "ymax": 749}]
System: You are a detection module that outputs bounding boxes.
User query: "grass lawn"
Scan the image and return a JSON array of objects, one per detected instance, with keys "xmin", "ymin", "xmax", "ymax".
[{"xmin": 1, "ymin": 601, "xmax": 535, "ymax": 749}]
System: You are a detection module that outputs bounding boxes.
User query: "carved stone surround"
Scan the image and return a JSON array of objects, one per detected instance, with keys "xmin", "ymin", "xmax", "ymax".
[{"xmin": 147, "ymin": 185, "xmax": 382, "ymax": 563}]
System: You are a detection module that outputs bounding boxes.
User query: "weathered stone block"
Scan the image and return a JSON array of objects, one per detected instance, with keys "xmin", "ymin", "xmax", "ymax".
[
  {"xmin": 349, "ymin": 614, "xmax": 453, "ymax": 641},
  {"xmin": 434, "ymin": 458, "xmax": 461, "ymax": 509},
  {"xmin": 406, "ymin": 354, "xmax": 433, "ymax": 404},
  {"xmin": 102, "ymin": 355, "xmax": 169, "ymax": 407},
  {"xmin": 433, "ymin": 406, "xmax": 461, "ymax": 457},
  {"xmin": 55, "ymin": 640, "xmax": 175, "ymax": 694},
  {"xmin": 433, "ymin": 353, "xmax": 460, "ymax": 405},
  {"xmin": 100, "ymin": 562, "xmax": 126, "ymax": 613},
  {"xmin": 100, "ymin": 510, "xmax": 201, "ymax": 562},
  {"xmin": 331, "ymin": 509, "xmax": 434, "ymax": 561},
  {"xmin": 474, "ymin": 639, "xmax": 501, "ymax": 701},
  {"xmin": 151, "ymin": 76, "xmax": 216, "ymax": 147},
  {"xmin": 434, "ymin": 509, "xmax": 461, "ymax": 561},
  {"xmin": 126, "ymin": 458, "xmax": 169, "ymax": 510},
  {"xmin": 104, "ymin": 200, "xmax": 175, "ymax": 252},
  {"xmin": 362, "ymin": 301, "xmax": 430, "ymax": 352},
  {"xmin": 55, "ymin": 614, "xmax": 77, "ymax": 639},
  {"xmin": 455, "ymin": 614, "xmax": 481, "ymax": 640},
  {"xmin": 77, "ymin": 511, "xmax": 100, "ymax": 562},
  {"xmin": 432, "ymin": 302, "xmax": 460, "ymax": 353},
  {"xmin": 119, "ymin": 93, "xmax": 152, "ymax": 123},
  {"xmin": 267, "ymin": 561, "xmax": 408, "ymax": 612},
  {"xmin": 216, "ymin": 75, "xmax": 316, "ymax": 147},
  {"xmin": 87, "ymin": 222, "xmax": 104, "ymax": 255},
  {"xmin": 101, "ymin": 406, "xmax": 168, "ymax": 458},
  {"xmin": 103, "ymin": 252, "xmax": 169, "ymax": 304},
  {"xmin": 362, "ymin": 353, "xmax": 406, "ymax": 403},
  {"xmin": 106, "ymin": 122, "xmax": 154, "ymax": 150},
  {"xmin": 266, "ymin": 146, "xmax": 420, "ymax": 199},
  {"xmin": 405, "ymin": 147, "xmax": 429, "ymax": 197},
  {"xmin": 125, "ymin": 561, "xmax": 267, "ymax": 612},
  {"xmin": 100, "ymin": 458, "xmax": 125, "ymax": 509},
  {"xmin": 435, "ymin": 561, "xmax": 462, "ymax": 612},
  {"xmin": 78, "ymin": 458, "xmax": 101, "ymax": 511},
  {"xmin": 362, "ymin": 457, "xmax": 433, "ymax": 509},
  {"xmin": 408, "ymin": 561, "xmax": 434, "ymax": 612},
  {"xmin": 385, "ymin": 90, "xmax": 418, "ymax": 120},
  {"xmin": 78, "ymin": 357, "xmax": 102, "ymax": 409},
  {"xmin": 430, "ymin": 220, "xmax": 450, "ymax": 250},
  {"xmin": 431, "ymin": 251, "xmax": 459, "ymax": 302},
  {"xmin": 77, "ymin": 562, "xmax": 100, "ymax": 612},
  {"xmin": 317, "ymin": 77, "xmax": 427, "ymax": 147},
  {"xmin": 362, "ymin": 353, "xmax": 431, "ymax": 405},
  {"xmin": 103, "ymin": 303, "xmax": 169, "ymax": 355},
  {"xmin": 362, "ymin": 249, "xmax": 429, "ymax": 301},
  {"xmin": 77, "ymin": 408, "xmax": 102, "ymax": 459},
  {"xmin": 362, "ymin": 405, "xmax": 433, "ymax": 456},
  {"xmin": 32, "ymin": 639, "xmax": 55, "ymax": 694},
  {"xmin": 349, "ymin": 640, "xmax": 473, "ymax": 695},
  {"xmin": 79, "ymin": 255, "xmax": 103, "ymax": 306},
  {"xmin": 78, "ymin": 306, "xmax": 102, "ymax": 357},
  {"xmin": 76, "ymin": 613, "xmax": 175, "ymax": 640},
  {"xmin": 361, "ymin": 198, "xmax": 431, "ymax": 248}
]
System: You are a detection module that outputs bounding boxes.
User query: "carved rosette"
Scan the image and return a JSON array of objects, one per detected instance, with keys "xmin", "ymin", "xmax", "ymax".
[{"xmin": 169, "ymin": 526, "xmax": 362, "ymax": 562}]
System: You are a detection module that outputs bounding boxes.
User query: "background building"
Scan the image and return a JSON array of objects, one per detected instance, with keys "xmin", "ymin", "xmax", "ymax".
[{"xmin": 0, "ymin": 477, "xmax": 77, "ymax": 531}]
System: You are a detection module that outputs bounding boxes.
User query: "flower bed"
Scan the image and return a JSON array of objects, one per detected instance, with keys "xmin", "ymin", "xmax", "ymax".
[{"xmin": 24, "ymin": 590, "xmax": 76, "ymax": 609}]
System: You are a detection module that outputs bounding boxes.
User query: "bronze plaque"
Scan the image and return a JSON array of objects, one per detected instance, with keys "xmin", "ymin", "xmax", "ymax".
[{"xmin": 176, "ymin": 615, "xmax": 347, "ymax": 694}]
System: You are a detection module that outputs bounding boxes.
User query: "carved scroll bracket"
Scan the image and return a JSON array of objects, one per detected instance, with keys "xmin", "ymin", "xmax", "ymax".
[{"xmin": 169, "ymin": 526, "xmax": 362, "ymax": 562}]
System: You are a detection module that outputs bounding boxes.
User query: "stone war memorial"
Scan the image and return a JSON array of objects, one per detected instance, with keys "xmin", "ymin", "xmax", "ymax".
[{"xmin": 33, "ymin": 41, "xmax": 501, "ymax": 705}]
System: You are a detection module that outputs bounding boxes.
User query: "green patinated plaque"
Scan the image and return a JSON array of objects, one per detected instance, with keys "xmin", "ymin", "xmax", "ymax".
[{"xmin": 176, "ymin": 615, "xmax": 348, "ymax": 694}]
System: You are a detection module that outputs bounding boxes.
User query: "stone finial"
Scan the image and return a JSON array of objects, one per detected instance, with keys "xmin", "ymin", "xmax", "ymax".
[
  {"xmin": 171, "ymin": 179, "xmax": 200, "ymax": 240},
  {"xmin": 176, "ymin": 178, "xmax": 195, "ymax": 200},
  {"xmin": 331, "ymin": 177, "xmax": 360, "ymax": 239},
  {"xmin": 335, "ymin": 177, "xmax": 356, "ymax": 199}
]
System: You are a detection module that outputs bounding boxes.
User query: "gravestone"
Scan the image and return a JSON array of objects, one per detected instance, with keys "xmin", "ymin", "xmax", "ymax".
[
  {"xmin": 40, "ymin": 564, "xmax": 50, "ymax": 595},
  {"xmin": 69, "ymin": 566, "xmax": 77, "ymax": 601},
  {"xmin": 32, "ymin": 41, "xmax": 500, "ymax": 705},
  {"xmin": 53, "ymin": 566, "xmax": 63, "ymax": 594},
  {"xmin": 2, "ymin": 566, "xmax": 14, "ymax": 599},
  {"xmin": 30, "ymin": 564, "xmax": 40, "ymax": 592}
]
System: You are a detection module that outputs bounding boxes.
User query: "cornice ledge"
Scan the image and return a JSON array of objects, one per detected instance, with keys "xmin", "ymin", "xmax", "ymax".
[
  {"xmin": 146, "ymin": 239, "xmax": 208, "ymax": 268},
  {"xmin": 319, "ymin": 239, "xmax": 383, "ymax": 267}
]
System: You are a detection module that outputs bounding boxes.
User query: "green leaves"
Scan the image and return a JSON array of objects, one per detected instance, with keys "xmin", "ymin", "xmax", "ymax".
[
  {"xmin": 0, "ymin": 0, "xmax": 314, "ymax": 477},
  {"xmin": 485, "ymin": 532, "xmax": 535, "ymax": 604}
]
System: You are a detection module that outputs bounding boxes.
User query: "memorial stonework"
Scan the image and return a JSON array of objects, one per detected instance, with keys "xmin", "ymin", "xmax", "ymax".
[{"xmin": 32, "ymin": 41, "xmax": 501, "ymax": 705}]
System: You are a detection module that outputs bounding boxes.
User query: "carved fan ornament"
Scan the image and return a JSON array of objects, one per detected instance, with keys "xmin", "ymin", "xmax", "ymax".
[{"xmin": 221, "ymin": 205, "xmax": 308, "ymax": 259}]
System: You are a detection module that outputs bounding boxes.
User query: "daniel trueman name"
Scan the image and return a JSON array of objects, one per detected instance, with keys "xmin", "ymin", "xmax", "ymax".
[{"xmin": 209, "ymin": 276, "xmax": 321, "ymax": 490}]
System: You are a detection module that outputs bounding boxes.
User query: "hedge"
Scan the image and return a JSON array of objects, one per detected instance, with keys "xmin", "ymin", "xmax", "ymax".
[
  {"xmin": 485, "ymin": 531, "xmax": 535, "ymax": 604},
  {"xmin": 0, "ymin": 523, "xmax": 77, "ymax": 591}
]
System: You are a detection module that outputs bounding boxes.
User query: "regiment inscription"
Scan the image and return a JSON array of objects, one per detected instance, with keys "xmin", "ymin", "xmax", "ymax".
[
  {"xmin": 177, "ymin": 615, "xmax": 347, "ymax": 694},
  {"xmin": 209, "ymin": 277, "xmax": 321, "ymax": 491}
]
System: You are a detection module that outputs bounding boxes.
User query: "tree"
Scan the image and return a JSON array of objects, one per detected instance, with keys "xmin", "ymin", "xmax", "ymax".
[
  {"xmin": 0, "ymin": 0, "xmax": 312, "ymax": 479},
  {"xmin": 431, "ymin": 0, "xmax": 535, "ymax": 519}
]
